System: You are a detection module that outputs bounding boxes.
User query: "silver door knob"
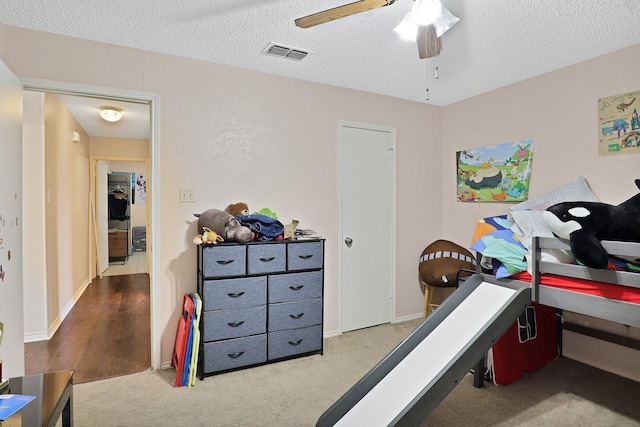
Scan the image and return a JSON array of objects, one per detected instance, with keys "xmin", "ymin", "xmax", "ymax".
[{"xmin": 345, "ymin": 237, "xmax": 353, "ymax": 247}]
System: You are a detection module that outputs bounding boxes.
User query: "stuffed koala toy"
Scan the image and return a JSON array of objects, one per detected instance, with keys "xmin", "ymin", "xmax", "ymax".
[
  {"xmin": 543, "ymin": 179, "xmax": 640, "ymax": 269},
  {"xmin": 194, "ymin": 208, "xmax": 253, "ymax": 243}
]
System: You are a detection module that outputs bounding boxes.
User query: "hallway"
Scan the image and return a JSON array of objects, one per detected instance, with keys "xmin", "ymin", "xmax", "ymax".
[{"xmin": 24, "ymin": 272, "xmax": 151, "ymax": 383}]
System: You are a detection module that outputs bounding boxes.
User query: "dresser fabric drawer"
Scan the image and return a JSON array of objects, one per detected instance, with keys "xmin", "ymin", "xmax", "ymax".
[
  {"xmin": 247, "ymin": 244, "xmax": 286, "ymax": 274},
  {"xmin": 268, "ymin": 324, "xmax": 322, "ymax": 360},
  {"xmin": 204, "ymin": 334, "xmax": 267, "ymax": 373},
  {"xmin": 268, "ymin": 271, "xmax": 323, "ymax": 303},
  {"xmin": 203, "ymin": 276, "xmax": 266, "ymax": 311},
  {"xmin": 268, "ymin": 298, "xmax": 322, "ymax": 331},
  {"xmin": 202, "ymin": 245, "xmax": 246, "ymax": 277},
  {"xmin": 287, "ymin": 241, "xmax": 323, "ymax": 271},
  {"xmin": 203, "ymin": 305, "xmax": 266, "ymax": 341}
]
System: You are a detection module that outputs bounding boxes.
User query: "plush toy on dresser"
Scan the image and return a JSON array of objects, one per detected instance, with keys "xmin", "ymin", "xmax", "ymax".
[
  {"xmin": 194, "ymin": 208, "xmax": 253, "ymax": 243},
  {"xmin": 543, "ymin": 179, "xmax": 640, "ymax": 269},
  {"xmin": 224, "ymin": 202, "xmax": 250, "ymax": 217},
  {"xmin": 192, "ymin": 227, "xmax": 224, "ymax": 245}
]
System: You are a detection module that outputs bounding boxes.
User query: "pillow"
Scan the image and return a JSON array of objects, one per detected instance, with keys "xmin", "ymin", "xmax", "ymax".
[
  {"xmin": 511, "ymin": 176, "xmax": 600, "ymax": 212},
  {"xmin": 509, "ymin": 177, "xmax": 597, "ymax": 270},
  {"xmin": 509, "ymin": 210, "xmax": 575, "ymax": 270}
]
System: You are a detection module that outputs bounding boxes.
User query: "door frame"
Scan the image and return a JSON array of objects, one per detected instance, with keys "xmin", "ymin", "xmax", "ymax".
[
  {"xmin": 91, "ymin": 156, "xmax": 150, "ymax": 276},
  {"xmin": 337, "ymin": 120, "xmax": 397, "ymax": 334},
  {"xmin": 20, "ymin": 77, "xmax": 162, "ymax": 370}
]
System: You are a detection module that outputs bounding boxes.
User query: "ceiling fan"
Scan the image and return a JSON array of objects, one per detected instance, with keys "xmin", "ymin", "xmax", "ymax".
[{"xmin": 295, "ymin": 0, "xmax": 459, "ymax": 59}]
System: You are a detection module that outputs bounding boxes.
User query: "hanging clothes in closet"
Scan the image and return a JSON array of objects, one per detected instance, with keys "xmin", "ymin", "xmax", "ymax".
[{"xmin": 108, "ymin": 189, "xmax": 129, "ymax": 220}]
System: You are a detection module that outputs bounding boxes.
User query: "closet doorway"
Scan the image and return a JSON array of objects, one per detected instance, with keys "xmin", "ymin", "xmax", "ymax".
[
  {"xmin": 338, "ymin": 121, "xmax": 396, "ymax": 333},
  {"xmin": 94, "ymin": 158, "xmax": 150, "ymax": 277}
]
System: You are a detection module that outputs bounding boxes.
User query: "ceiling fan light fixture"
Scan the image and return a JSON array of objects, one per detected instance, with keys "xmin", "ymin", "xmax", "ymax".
[
  {"xmin": 99, "ymin": 106, "xmax": 122, "ymax": 122},
  {"xmin": 432, "ymin": 6, "xmax": 459, "ymax": 37},
  {"xmin": 393, "ymin": 12, "xmax": 418, "ymax": 41},
  {"xmin": 411, "ymin": 0, "xmax": 442, "ymax": 26}
]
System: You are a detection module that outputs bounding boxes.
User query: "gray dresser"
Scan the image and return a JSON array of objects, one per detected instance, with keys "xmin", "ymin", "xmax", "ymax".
[{"xmin": 197, "ymin": 239, "xmax": 324, "ymax": 377}]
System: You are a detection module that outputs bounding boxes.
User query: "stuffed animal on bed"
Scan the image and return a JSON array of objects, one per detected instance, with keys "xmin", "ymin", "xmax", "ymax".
[{"xmin": 543, "ymin": 179, "xmax": 640, "ymax": 269}]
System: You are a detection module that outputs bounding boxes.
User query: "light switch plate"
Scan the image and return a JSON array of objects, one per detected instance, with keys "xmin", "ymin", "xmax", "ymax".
[{"xmin": 179, "ymin": 188, "xmax": 195, "ymax": 203}]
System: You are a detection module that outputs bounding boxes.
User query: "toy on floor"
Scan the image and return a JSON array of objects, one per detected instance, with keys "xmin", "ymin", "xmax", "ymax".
[{"xmin": 543, "ymin": 179, "xmax": 640, "ymax": 269}]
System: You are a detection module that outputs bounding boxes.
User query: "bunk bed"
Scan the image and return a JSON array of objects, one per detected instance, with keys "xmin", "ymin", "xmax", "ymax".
[
  {"xmin": 468, "ymin": 176, "xmax": 640, "ymax": 385},
  {"xmin": 480, "ymin": 236, "xmax": 640, "ymax": 328},
  {"xmin": 470, "ymin": 176, "xmax": 640, "ymax": 327}
]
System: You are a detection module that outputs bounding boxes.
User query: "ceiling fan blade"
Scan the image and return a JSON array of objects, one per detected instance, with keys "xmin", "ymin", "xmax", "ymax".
[
  {"xmin": 417, "ymin": 24, "xmax": 442, "ymax": 59},
  {"xmin": 295, "ymin": 0, "xmax": 395, "ymax": 29}
]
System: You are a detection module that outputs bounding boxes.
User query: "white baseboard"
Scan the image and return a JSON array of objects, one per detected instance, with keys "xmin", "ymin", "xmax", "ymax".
[
  {"xmin": 42, "ymin": 276, "xmax": 92, "ymax": 340},
  {"xmin": 394, "ymin": 313, "xmax": 423, "ymax": 323},
  {"xmin": 24, "ymin": 331, "xmax": 49, "ymax": 343},
  {"xmin": 563, "ymin": 330, "xmax": 640, "ymax": 383}
]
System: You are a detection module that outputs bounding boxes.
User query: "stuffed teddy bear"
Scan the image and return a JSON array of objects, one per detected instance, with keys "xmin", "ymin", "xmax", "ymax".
[
  {"xmin": 225, "ymin": 202, "xmax": 250, "ymax": 217},
  {"xmin": 194, "ymin": 208, "xmax": 253, "ymax": 243},
  {"xmin": 543, "ymin": 179, "xmax": 640, "ymax": 269}
]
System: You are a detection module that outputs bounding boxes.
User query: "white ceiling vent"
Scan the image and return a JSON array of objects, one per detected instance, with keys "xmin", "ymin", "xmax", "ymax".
[{"xmin": 262, "ymin": 42, "xmax": 310, "ymax": 61}]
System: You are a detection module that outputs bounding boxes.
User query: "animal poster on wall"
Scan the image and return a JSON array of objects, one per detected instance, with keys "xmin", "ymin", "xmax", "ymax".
[
  {"xmin": 456, "ymin": 139, "xmax": 533, "ymax": 203},
  {"xmin": 598, "ymin": 89, "xmax": 640, "ymax": 155}
]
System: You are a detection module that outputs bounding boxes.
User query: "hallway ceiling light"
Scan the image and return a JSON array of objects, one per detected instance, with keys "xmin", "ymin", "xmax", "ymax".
[{"xmin": 99, "ymin": 106, "xmax": 122, "ymax": 122}]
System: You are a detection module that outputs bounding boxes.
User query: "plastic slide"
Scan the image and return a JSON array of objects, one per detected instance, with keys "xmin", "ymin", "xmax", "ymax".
[{"xmin": 316, "ymin": 275, "xmax": 531, "ymax": 426}]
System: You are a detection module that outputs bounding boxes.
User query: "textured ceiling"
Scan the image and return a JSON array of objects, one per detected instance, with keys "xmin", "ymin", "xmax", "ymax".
[{"xmin": 2, "ymin": 0, "xmax": 640, "ymax": 109}]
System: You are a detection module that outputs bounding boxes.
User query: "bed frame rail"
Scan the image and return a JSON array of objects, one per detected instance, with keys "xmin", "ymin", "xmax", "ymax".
[{"xmin": 530, "ymin": 236, "xmax": 640, "ymax": 327}]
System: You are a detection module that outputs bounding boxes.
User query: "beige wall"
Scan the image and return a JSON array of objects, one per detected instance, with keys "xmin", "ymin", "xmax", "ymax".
[
  {"xmin": 0, "ymin": 26, "xmax": 444, "ymax": 367},
  {"xmin": 43, "ymin": 93, "xmax": 91, "ymax": 327},
  {"xmin": 90, "ymin": 137, "xmax": 149, "ymax": 230},
  {"xmin": 6, "ymin": 24, "xmax": 636, "ymax": 374},
  {"xmin": 23, "ymin": 91, "xmax": 47, "ymax": 340},
  {"xmin": 441, "ymin": 43, "xmax": 640, "ymax": 244},
  {"xmin": 90, "ymin": 136, "xmax": 149, "ymax": 158},
  {"xmin": 442, "ymin": 43, "xmax": 640, "ymax": 380},
  {"xmin": 108, "ymin": 161, "xmax": 147, "ymax": 229}
]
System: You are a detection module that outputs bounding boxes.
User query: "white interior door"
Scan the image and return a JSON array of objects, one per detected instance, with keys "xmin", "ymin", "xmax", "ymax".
[
  {"xmin": 0, "ymin": 59, "xmax": 25, "ymax": 377},
  {"xmin": 340, "ymin": 122, "xmax": 395, "ymax": 332},
  {"xmin": 96, "ymin": 160, "xmax": 109, "ymax": 274}
]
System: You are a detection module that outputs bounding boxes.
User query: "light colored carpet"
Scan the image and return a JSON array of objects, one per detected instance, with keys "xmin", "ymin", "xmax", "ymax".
[{"xmin": 67, "ymin": 319, "xmax": 640, "ymax": 426}]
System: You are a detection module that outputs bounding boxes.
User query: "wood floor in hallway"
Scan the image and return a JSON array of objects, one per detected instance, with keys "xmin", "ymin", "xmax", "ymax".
[{"xmin": 24, "ymin": 273, "xmax": 151, "ymax": 383}]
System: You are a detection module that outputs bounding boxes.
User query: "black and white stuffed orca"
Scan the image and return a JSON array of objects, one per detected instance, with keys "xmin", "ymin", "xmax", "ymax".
[{"xmin": 542, "ymin": 179, "xmax": 640, "ymax": 269}]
